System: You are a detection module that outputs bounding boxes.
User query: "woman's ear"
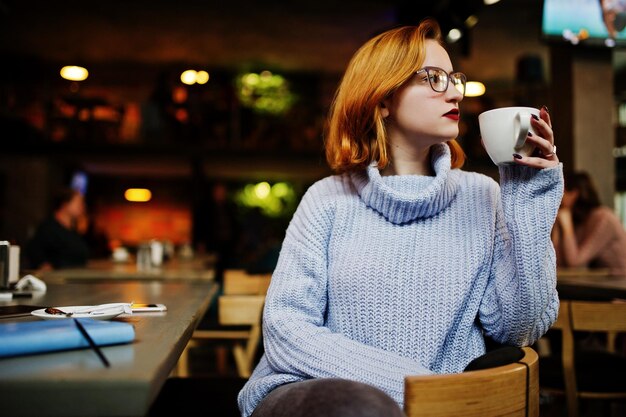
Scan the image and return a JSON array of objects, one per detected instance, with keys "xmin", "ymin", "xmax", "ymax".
[{"xmin": 380, "ymin": 101, "xmax": 390, "ymax": 118}]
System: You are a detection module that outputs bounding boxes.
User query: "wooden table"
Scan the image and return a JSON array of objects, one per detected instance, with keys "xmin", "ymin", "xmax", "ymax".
[
  {"xmin": 0, "ymin": 280, "xmax": 219, "ymax": 417},
  {"xmin": 557, "ymin": 271, "xmax": 626, "ymax": 300},
  {"xmin": 38, "ymin": 256, "xmax": 216, "ymax": 283}
]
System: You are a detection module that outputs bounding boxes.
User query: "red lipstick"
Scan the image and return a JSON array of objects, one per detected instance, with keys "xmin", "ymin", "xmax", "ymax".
[{"xmin": 443, "ymin": 109, "xmax": 460, "ymax": 121}]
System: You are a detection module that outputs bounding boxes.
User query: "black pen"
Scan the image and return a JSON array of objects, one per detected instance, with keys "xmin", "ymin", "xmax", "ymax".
[{"xmin": 73, "ymin": 318, "xmax": 110, "ymax": 368}]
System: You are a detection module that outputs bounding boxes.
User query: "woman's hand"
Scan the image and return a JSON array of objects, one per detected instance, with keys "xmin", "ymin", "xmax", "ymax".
[
  {"xmin": 560, "ymin": 189, "xmax": 578, "ymax": 210},
  {"xmin": 557, "ymin": 208, "xmax": 574, "ymax": 231},
  {"xmin": 513, "ymin": 106, "xmax": 559, "ymax": 169}
]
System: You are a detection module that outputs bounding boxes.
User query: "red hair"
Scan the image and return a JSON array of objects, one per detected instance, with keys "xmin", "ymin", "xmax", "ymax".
[{"xmin": 325, "ymin": 19, "xmax": 465, "ymax": 173}]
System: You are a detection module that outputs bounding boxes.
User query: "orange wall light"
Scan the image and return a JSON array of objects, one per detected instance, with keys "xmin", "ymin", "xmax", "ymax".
[{"xmin": 124, "ymin": 188, "xmax": 152, "ymax": 202}]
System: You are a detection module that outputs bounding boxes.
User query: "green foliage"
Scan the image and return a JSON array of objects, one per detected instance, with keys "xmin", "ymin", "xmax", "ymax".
[
  {"xmin": 234, "ymin": 181, "xmax": 297, "ymax": 217},
  {"xmin": 236, "ymin": 71, "xmax": 296, "ymax": 115}
]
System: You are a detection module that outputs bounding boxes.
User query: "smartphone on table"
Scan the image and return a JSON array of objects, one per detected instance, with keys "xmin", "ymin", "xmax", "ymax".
[{"xmin": 131, "ymin": 303, "xmax": 167, "ymax": 312}]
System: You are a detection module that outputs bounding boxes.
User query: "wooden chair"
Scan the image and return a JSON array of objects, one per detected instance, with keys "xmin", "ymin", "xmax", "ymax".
[
  {"xmin": 176, "ymin": 270, "xmax": 271, "ymax": 378},
  {"xmin": 404, "ymin": 346, "xmax": 539, "ymax": 417},
  {"xmin": 540, "ymin": 300, "xmax": 626, "ymax": 417},
  {"xmin": 222, "ymin": 269, "xmax": 272, "ymax": 295}
]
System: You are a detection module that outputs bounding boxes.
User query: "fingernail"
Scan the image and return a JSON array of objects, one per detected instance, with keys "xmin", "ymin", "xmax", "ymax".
[
  {"xmin": 527, "ymin": 131, "xmax": 533, "ymax": 137},
  {"xmin": 541, "ymin": 105, "xmax": 549, "ymax": 113},
  {"xmin": 531, "ymin": 114, "xmax": 540, "ymax": 121},
  {"xmin": 513, "ymin": 153, "xmax": 523, "ymax": 159}
]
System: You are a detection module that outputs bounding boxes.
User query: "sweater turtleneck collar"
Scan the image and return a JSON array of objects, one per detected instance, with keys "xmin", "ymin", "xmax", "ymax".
[{"xmin": 350, "ymin": 143, "xmax": 461, "ymax": 224}]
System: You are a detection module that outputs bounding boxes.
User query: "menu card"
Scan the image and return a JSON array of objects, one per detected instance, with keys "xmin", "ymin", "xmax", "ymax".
[{"xmin": 0, "ymin": 318, "xmax": 135, "ymax": 358}]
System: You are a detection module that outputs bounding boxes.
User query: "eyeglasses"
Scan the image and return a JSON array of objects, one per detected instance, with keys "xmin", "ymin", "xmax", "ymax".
[{"xmin": 415, "ymin": 66, "xmax": 467, "ymax": 96}]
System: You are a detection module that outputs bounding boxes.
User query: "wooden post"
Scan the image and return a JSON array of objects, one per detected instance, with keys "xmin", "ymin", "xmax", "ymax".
[{"xmin": 549, "ymin": 45, "xmax": 615, "ymax": 207}]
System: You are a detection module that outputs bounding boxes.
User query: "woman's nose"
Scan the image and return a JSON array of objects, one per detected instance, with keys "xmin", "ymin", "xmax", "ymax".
[{"xmin": 446, "ymin": 83, "xmax": 464, "ymax": 102}]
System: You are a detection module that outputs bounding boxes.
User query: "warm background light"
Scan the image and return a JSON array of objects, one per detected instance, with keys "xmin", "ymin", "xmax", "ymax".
[
  {"xmin": 124, "ymin": 188, "xmax": 152, "ymax": 202},
  {"xmin": 465, "ymin": 81, "xmax": 486, "ymax": 97},
  {"xmin": 446, "ymin": 28, "xmax": 462, "ymax": 43},
  {"xmin": 196, "ymin": 70, "xmax": 209, "ymax": 84},
  {"xmin": 465, "ymin": 15, "xmax": 479, "ymax": 28},
  {"xmin": 95, "ymin": 204, "xmax": 190, "ymax": 245},
  {"xmin": 180, "ymin": 69, "xmax": 209, "ymax": 85},
  {"xmin": 180, "ymin": 70, "xmax": 197, "ymax": 85},
  {"xmin": 60, "ymin": 65, "xmax": 88, "ymax": 81}
]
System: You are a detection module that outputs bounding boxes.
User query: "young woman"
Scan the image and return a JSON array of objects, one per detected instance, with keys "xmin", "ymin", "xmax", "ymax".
[
  {"xmin": 552, "ymin": 170, "xmax": 626, "ymax": 275},
  {"xmin": 238, "ymin": 19, "xmax": 563, "ymax": 417}
]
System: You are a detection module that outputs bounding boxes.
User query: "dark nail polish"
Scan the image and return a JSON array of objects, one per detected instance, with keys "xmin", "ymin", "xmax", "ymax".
[
  {"xmin": 531, "ymin": 114, "xmax": 540, "ymax": 121},
  {"xmin": 527, "ymin": 131, "xmax": 533, "ymax": 137},
  {"xmin": 541, "ymin": 105, "xmax": 549, "ymax": 113},
  {"xmin": 513, "ymin": 153, "xmax": 522, "ymax": 159}
]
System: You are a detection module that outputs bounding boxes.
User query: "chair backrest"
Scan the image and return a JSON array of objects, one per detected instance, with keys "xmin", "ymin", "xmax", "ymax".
[
  {"xmin": 180, "ymin": 271, "xmax": 270, "ymax": 379},
  {"xmin": 223, "ymin": 269, "xmax": 272, "ymax": 295},
  {"xmin": 568, "ymin": 300, "xmax": 626, "ymax": 332},
  {"xmin": 404, "ymin": 346, "xmax": 539, "ymax": 417},
  {"xmin": 218, "ymin": 295, "xmax": 265, "ymax": 326},
  {"xmin": 549, "ymin": 299, "xmax": 626, "ymax": 417}
]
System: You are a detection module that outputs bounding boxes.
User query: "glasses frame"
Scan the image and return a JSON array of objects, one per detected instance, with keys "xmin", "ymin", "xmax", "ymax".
[{"xmin": 415, "ymin": 66, "xmax": 467, "ymax": 97}]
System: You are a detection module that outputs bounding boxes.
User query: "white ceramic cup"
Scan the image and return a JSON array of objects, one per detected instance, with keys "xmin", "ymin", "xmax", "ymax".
[{"xmin": 478, "ymin": 106, "xmax": 539, "ymax": 166}]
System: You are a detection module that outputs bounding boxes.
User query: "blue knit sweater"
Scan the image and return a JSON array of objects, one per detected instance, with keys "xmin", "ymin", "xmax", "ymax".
[{"xmin": 238, "ymin": 143, "xmax": 563, "ymax": 416}]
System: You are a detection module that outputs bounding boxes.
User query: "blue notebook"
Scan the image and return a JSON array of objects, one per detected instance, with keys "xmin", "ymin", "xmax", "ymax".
[{"xmin": 0, "ymin": 318, "xmax": 135, "ymax": 358}]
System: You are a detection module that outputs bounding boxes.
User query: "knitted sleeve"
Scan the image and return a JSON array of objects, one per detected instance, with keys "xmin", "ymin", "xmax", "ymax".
[
  {"xmin": 261, "ymin": 178, "xmax": 433, "ymax": 405},
  {"xmin": 479, "ymin": 164, "xmax": 564, "ymax": 346}
]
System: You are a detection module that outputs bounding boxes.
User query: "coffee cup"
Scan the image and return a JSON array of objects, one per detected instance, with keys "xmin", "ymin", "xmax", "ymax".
[{"xmin": 478, "ymin": 106, "xmax": 539, "ymax": 166}]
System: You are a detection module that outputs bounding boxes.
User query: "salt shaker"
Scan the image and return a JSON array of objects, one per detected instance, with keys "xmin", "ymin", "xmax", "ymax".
[{"xmin": 136, "ymin": 243, "xmax": 152, "ymax": 272}]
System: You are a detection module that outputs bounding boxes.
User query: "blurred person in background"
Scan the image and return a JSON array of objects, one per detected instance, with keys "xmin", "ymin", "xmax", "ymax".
[
  {"xmin": 599, "ymin": 0, "xmax": 626, "ymax": 45},
  {"xmin": 552, "ymin": 170, "xmax": 626, "ymax": 275},
  {"xmin": 77, "ymin": 212, "xmax": 112, "ymax": 260},
  {"xmin": 24, "ymin": 187, "xmax": 90, "ymax": 271}
]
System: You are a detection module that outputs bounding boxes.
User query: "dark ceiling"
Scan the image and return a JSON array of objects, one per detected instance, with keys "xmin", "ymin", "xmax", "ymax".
[
  {"xmin": 0, "ymin": 0, "xmax": 623, "ymax": 88},
  {"xmin": 0, "ymin": 0, "xmax": 507, "ymax": 74}
]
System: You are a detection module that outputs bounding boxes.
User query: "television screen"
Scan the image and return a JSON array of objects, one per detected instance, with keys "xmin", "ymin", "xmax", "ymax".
[{"xmin": 542, "ymin": 0, "xmax": 626, "ymax": 48}]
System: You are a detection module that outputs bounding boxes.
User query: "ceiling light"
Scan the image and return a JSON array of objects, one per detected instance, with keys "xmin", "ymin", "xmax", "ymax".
[
  {"xmin": 180, "ymin": 70, "xmax": 197, "ymax": 85},
  {"xmin": 196, "ymin": 71, "xmax": 209, "ymax": 84},
  {"xmin": 484, "ymin": 0, "xmax": 501, "ymax": 5},
  {"xmin": 60, "ymin": 66, "xmax": 88, "ymax": 81},
  {"xmin": 124, "ymin": 188, "xmax": 152, "ymax": 202},
  {"xmin": 446, "ymin": 28, "xmax": 462, "ymax": 43}
]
